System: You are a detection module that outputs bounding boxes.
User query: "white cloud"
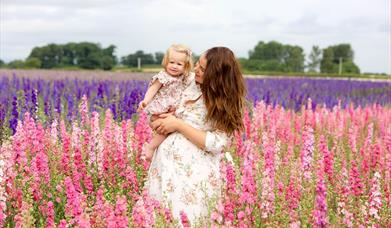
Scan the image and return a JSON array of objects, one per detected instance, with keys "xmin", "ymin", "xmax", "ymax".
[{"xmin": 0, "ymin": 0, "xmax": 390, "ymax": 73}]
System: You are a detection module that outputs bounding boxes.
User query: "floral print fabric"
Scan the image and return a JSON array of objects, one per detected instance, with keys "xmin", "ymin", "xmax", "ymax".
[{"xmin": 144, "ymin": 71, "xmax": 185, "ymax": 115}]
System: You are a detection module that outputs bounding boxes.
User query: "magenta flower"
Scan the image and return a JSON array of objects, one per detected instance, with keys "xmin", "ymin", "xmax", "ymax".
[
  {"xmin": 180, "ymin": 210, "xmax": 191, "ymax": 228},
  {"xmin": 349, "ymin": 160, "xmax": 363, "ymax": 197},
  {"xmin": 319, "ymin": 135, "xmax": 334, "ymax": 183},
  {"xmin": 313, "ymin": 172, "xmax": 328, "ymax": 227},
  {"xmin": 260, "ymin": 131, "xmax": 275, "ymax": 218}
]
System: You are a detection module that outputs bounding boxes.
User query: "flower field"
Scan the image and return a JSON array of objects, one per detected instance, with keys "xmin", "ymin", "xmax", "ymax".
[{"xmin": 0, "ymin": 70, "xmax": 390, "ymax": 227}]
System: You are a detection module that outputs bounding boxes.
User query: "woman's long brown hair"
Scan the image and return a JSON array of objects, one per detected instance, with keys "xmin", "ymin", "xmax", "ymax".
[{"xmin": 201, "ymin": 47, "xmax": 246, "ymax": 134}]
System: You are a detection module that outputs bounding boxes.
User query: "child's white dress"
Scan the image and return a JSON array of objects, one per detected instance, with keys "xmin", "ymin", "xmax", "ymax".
[{"xmin": 144, "ymin": 71, "xmax": 185, "ymax": 115}]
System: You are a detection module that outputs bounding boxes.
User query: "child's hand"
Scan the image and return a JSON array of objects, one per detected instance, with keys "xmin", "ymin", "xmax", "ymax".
[{"xmin": 137, "ymin": 101, "xmax": 147, "ymax": 112}]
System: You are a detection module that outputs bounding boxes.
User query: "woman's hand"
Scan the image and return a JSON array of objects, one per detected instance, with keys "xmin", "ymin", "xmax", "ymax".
[
  {"xmin": 149, "ymin": 110, "xmax": 176, "ymax": 128},
  {"xmin": 150, "ymin": 114, "xmax": 159, "ymax": 122},
  {"xmin": 151, "ymin": 113, "xmax": 181, "ymax": 135}
]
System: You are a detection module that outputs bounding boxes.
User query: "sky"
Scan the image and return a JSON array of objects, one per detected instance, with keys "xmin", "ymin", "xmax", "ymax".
[{"xmin": 1, "ymin": 0, "xmax": 390, "ymax": 74}]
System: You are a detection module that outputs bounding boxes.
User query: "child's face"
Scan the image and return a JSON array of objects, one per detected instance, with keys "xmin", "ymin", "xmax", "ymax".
[{"xmin": 166, "ymin": 51, "xmax": 187, "ymax": 77}]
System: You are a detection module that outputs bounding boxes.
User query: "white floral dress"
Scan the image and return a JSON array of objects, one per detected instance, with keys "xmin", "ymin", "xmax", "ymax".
[
  {"xmin": 144, "ymin": 71, "xmax": 185, "ymax": 115},
  {"xmin": 144, "ymin": 75, "xmax": 229, "ymax": 223}
]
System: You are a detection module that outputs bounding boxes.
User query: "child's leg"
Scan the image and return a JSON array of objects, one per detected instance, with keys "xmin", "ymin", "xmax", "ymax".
[
  {"xmin": 143, "ymin": 134, "xmax": 167, "ymax": 160},
  {"xmin": 149, "ymin": 134, "xmax": 167, "ymax": 150}
]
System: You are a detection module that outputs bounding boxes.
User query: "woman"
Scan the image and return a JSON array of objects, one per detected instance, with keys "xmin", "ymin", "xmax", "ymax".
[{"xmin": 145, "ymin": 47, "xmax": 246, "ymax": 223}]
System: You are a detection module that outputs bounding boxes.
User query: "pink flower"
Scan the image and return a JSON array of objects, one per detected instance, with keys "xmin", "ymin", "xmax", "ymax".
[
  {"xmin": 225, "ymin": 163, "xmax": 236, "ymax": 194},
  {"xmin": 349, "ymin": 160, "xmax": 363, "ymax": 197},
  {"xmin": 243, "ymin": 107, "xmax": 251, "ymax": 140},
  {"xmin": 180, "ymin": 210, "xmax": 191, "ymax": 228},
  {"xmin": 260, "ymin": 131, "xmax": 275, "ymax": 218},
  {"xmin": 313, "ymin": 176, "xmax": 328, "ymax": 227},
  {"xmin": 319, "ymin": 135, "xmax": 334, "ymax": 184},
  {"xmin": 300, "ymin": 126, "xmax": 315, "ymax": 180},
  {"xmin": 90, "ymin": 111, "xmax": 104, "ymax": 176},
  {"xmin": 107, "ymin": 196, "xmax": 129, "ymax": 228},
  {"xmin": 234, "ymin": 130, "xmax": 244, "ymax": 157},
  {"xmin": 46, "ymin": 201, "xmax": 55, "ymax": 228},
  {"xmin": 368, "ymin": 172, "xmax": 382, "ymax": 221},
  {"xmin": 79, "ymin": 95, "xmax": 90, "ymax": 126},
  {"xmin": 348, "ymin": 124, "xmax": 358, "ymax": 154},
  {"xmin": 239, "ymin": 142, "xmax": 257, "ymax": 211},
  {"xmin": 60, "ymin": 120, "xmax": 71, "ymax": 174},
  {"xmin": 58, "ymin": 220, "xmax": 67, "ymax": 228},
  {"xmin": 131, "ymin": 191, "xmax": 163, "ymax": 227},
  {"xmin": 210, "ymin": 211, "xmax": 222, "ymax": 224},
  {"xmin": 64, "ymin": 177, "xmax": 90, "ymax": 227},
  {"xmin": 223, "ymin": 201, "xmax": 235, "ymax": 223},
  {"xmin": 237, "ymin": 210, "xmax": 245, "ymax": 219}
]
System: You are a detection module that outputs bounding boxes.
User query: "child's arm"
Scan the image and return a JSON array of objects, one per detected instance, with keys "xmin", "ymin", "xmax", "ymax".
[{"xmin": 138, "ymin": 80, "xmax": 162, "ymax": 112}]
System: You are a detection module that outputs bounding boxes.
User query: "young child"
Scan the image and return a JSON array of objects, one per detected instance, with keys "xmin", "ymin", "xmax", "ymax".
[{"xmin": 137, "ymin": 44, "xmax": 193, "ymax": 161}]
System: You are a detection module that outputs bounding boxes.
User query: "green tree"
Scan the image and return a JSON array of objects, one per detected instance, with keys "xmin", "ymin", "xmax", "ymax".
[
  {"xmin": 333, "ymin": 44, "xmax": 353, "ymax": 63},
  {"xmin": 24, "ymin": 57, "xmax": 41, "ymax": 68},
  {"xmin": 239, "ymin": 59, "xmax": 263, "ymax": 71},
  {"xmin": 27, "ymin": 42, "xmax": 117, "ymax": 70},
  {"xmin": 29, "ymin": 44, "xmax": 61, "ymax": 69},
  {"xmin": 61, "ymin": 42, "xmax": 77, "ymax": 66},
  {"xmin": 342, "ymin": 61, "xmax": 360, "ymax": 74},
  {"xmin": 263, "ymin": 59, "xmax": 285, "ymax": 72},
  {"xmin": 8, "ymin": 60, "xmax": 25, "ymax": 69},
  {"xmin": 154, "ymin": 52, "xmax": 164, "ymax": 65},
  {"xmin": 307, "ymin": 45, "xmax": 322, "ymax": 72},
  {"xmin": 121, "ymin": 50, "xmax": 155, "ymax": 67},
  {"xmin": 101, "ymin": 55, "xmax": 114, "ymax": 71},
  {"xmin": 320, "ymin": 44, "xmax": 360, "ymax": 74},
  {"xmin": 249, "ymin": 41, "xmax": 285, "ymax": 61},
  {"xmin": 284, "ymin": 45, "xmax": 305, "ymax": 72},
  {"xmin": 102, "ymin": 45, "xmax": 117, "ymax": 66},
  {"xmin": 75, "ymin": 42, "xmax": 102, "ymax": 69},
  {"xmin": 0, "ymin": 59, "xmax": 4, "ymax": 68},
  {"xmin": 320, "ymin": 48, "xmax": 334, "ymax": 73},
  {"xmin": 247, "ymin": 40, "xmax": 305, "ymax": 72}
]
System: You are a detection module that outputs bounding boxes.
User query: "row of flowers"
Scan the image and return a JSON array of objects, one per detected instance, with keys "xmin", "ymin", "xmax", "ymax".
[
  {"xmin": 0, "ymin": 96, "xmax": 389, "ymax": 226},
  {"xmin": 0, "ymin": 73, "xmax": 390, "ymax": 139}
]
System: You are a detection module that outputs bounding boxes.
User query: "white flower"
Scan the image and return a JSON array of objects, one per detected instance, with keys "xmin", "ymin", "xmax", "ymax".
[{"xmin": 224, "ymin": 152, "xmax": 234, "ymax": 164}]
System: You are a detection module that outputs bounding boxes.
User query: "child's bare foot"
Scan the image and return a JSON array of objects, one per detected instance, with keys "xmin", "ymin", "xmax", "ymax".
[{"xmin": 141, "ymin": 144, "xmax": 154, "ymax": 161}]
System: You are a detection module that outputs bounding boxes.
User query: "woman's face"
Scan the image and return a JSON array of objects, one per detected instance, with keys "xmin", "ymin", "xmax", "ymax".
[{"xmin": 194, "ymin": 54, "xmax": 207, "ymax": 84}]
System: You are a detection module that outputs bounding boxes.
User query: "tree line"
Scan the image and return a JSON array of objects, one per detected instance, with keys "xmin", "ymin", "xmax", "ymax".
[
  {"xmin": 0, "ymin": 41, "xmax": 361, "ymax": 74},
  {"xmin": 240, "ymin": 41, "xmax": 360, "ymax": 74}
]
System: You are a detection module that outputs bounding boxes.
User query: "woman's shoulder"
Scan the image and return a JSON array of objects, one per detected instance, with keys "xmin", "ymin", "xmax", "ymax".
[{"xmin": 182, "ymin": 73, "xmax": 201, "ymax": 98}]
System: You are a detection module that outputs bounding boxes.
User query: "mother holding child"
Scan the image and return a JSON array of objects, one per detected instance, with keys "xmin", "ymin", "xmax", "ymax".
[{"xmin": 137, "ymin": 44, "xmax": 246, "ymax": 224}]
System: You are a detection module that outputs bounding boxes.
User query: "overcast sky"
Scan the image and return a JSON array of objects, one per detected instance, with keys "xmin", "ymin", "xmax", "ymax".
[{"xmin": 1, "ymin": 0, "xmax": 390, "ymax": 73}]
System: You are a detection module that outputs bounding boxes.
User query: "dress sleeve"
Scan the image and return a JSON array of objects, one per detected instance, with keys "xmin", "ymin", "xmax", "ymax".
[
  {"xmin": 205, "ymin": 130, "xmax": 229, "ymax": 155},
  {"xmin": 150, "ymin": 71, "xmax": 171, "ymax": 87}
]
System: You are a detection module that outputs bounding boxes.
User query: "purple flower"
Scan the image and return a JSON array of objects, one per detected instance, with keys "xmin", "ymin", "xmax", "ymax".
[{"xmin": 9, "ymin": 96, "xmax": 18, "ymax": 134}]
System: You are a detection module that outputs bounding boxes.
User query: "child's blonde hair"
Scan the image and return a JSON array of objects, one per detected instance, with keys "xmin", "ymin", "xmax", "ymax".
[{"xmin": 162, "ymin": 44, "xmax": 193, "ymax": 77}]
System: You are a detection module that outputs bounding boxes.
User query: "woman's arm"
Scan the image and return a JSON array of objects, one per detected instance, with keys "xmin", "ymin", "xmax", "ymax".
[
  {"xmin": 152, "ymin": 114, "xmax": 229, "ymax": 154},
  {"xmin": 176, "ymin": 119, "xmax": 208, "ymax": 149},
  {"xmin": 152, "ymin": 114, "xmax": 207, "ymax": 149}
]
